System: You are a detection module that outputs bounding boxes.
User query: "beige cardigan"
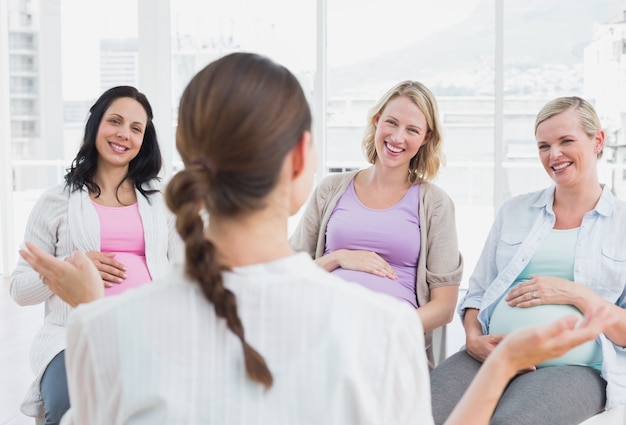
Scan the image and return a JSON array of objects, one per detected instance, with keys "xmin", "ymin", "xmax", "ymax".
[{"xmin": 290, "ymin": 170, "xmax": 463, "ymax": 367}]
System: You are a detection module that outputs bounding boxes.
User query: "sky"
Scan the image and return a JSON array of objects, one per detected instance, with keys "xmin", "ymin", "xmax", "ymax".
[{"xmin": 59, "ymin": 0, "xmax": 481, "ymax": 100}]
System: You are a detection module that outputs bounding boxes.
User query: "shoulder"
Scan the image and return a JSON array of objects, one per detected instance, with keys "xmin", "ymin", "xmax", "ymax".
[
  {"xmin": 32, "ymin": 184, "xmax": 73, "ymax": 209},
  {"xmin": 500, "ymin": 187, "xmax": 549, "ymax": 213},
  {"xmin": 322, "ymin": 273, "xmax": 425, "ymax": 358},
  {"xmin": 43, "ymin": 183, "xmax": 72, "ymax": 198},
  {"xmin": 250, "ymin": 253, "xmax": 416, "ymax": 324},
  {"xmin": 310, "ymin": 171, "xmax": 359, "ymax": 206},
  {"xmin": 317, "ymin": 171, "xmax": 358, "ymax": 192},
  {"xmin": 69, "ymin": 266, "xmax": 185, "ymax": 325},
  {"xmin": 598, "ymin": 186, "xmax": 626, "ymax": 218},
  {"xmin": 292, "ymin": 254, "xmax": 418, "ymax": 324},
  {"xmin": 420, "ymin": 182, "xmax": 453, "ymax": 204},
  {"xmin": 419, "ymin": 182, "xmax": 457, "ymax": 219},
  {"xmin": 611, "ymin": 197, "xmax": 626, "ymax": 216}
]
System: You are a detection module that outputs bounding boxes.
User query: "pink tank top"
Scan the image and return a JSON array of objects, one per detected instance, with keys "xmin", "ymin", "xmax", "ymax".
[{"xmin": 92, "ymin": 201, "xmax": 152, "ymax": 296}]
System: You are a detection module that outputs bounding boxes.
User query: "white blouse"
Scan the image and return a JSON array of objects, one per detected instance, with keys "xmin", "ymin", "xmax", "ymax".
[{"xmin": 61, "ymin": 253, "xmax": 434, "ymax": 425}]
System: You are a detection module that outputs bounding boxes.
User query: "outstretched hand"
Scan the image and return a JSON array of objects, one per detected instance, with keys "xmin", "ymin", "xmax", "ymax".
[{"xmin": 19, "ymin": 242, "xmax": 105, "ymax": 307}]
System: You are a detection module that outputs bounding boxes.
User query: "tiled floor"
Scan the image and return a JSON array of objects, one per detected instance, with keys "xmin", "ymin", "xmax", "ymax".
[{"xmin": 1, "ymin": 277, "xmax": 43, "ymax": 425}]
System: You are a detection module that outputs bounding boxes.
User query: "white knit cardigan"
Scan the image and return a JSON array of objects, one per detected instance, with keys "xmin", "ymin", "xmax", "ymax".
[{"xmin": 9, "ymin": 181, "xmax": 183, "ymax": 417}]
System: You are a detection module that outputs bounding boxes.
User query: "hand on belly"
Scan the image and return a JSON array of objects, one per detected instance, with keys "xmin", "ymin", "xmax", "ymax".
[{"xmin": 103, "ymin": 252, "xmax": 152, "ymax": 296}]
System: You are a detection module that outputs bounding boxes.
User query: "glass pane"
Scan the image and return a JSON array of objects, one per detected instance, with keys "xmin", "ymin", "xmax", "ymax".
[
  {"xmin": 170, "ymin": 0, "xmax": 316, "ymax": 113},
  {"xmin": 5, "ymin": 0, "xmax": 142, "ymax": 274},
  {"xmin": 169, "ymin": 0, "xmax": 316, "ymax": 236},
  {"xmin": 503, "ymin": 2, "xmax": 626, "ymax": 199}
]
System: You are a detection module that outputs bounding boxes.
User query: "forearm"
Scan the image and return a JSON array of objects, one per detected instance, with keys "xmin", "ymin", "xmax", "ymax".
[
  {"xmin": 313, "ymin": 251, "xmax": 342, "ymax": 272},
  {"xmin": 11, "ymin": 238, "xmax": 58, "ymax": 305},
  {"xmin": 12, "ymin": 190, "xmax": 67, "ymax": 305},
  {"xmin": 417, "ymin": 304, "xmax": 452, "ymax": 333},
  {"xmin": 444, "ymin": 350, "xmax": 515, "ymax": 425},
  {"xmin": 603, "ymin": 303, "xmax": 626, "ymax": 346},
  {"xmin": 575, "ymin": 288, "xmax": 626, "ymax": 346},
  {"xmin": 9, "ymin": 269, "xmax": 52, "ymax": 305},
  {"xmin": 463, "ymin": 308, "xmax": 484, "ymax": 339},
  {"xmin": 417, "ymin": 286, "xmax": 458, "ymax": 333}
]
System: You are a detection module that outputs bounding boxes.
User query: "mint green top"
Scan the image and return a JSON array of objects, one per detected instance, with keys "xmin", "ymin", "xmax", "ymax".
[{"xmin": 489, "ymin": 227, "xmax": 603, "ymax": 369}]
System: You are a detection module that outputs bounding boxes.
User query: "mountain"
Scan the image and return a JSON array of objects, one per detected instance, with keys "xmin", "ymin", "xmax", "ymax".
[{"xmin": 328, "ymin": 0, "xmax": 626, "ymax": 97}]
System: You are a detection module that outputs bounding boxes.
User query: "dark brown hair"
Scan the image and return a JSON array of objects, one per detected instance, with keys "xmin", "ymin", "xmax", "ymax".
[
  {"xmin": 65, "ymin": 85, "xmax": 162, "ymax": 203},
  {"xmin": 165, "ymin": 52, "xmax": 312, "ymax": 388}
]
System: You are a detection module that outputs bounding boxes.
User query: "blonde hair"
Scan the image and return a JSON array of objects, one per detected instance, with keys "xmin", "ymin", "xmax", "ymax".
[
  {"xmin": 535, "ymin": 96, "xmax": 603, "ymax": 158},
  {"xmin": 362, "ymin": 81, "xmax": 444, "ymax": 183}
]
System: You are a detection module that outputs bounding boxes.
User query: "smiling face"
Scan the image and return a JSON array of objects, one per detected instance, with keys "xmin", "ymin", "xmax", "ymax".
[
  {"xmin": 95, "ymin": 97, "xmax": 148, "ymax": 171},
  {"xmin": 535, "ymin": 108, "xmax": 604, "ymax": 189},
  {"xmin": 373, "ymin": 95, "xmax": 430, "ymax": 171}
]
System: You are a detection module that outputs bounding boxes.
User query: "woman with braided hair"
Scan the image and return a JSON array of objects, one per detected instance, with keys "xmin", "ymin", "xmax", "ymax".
[
  {"xmin": 22, "ymin": 52, "xmax": 432, "ymax": 423},
  {"xmin": 19, "ymin": 53, "xmax": 614, "ymax": 425}
]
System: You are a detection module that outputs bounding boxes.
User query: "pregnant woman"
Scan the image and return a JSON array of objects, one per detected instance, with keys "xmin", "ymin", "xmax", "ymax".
[
  {"xmin": 430, "ymin": 96, "xmax": 626, "ymax": 425},
  {"xmin": 290, "ymin": 81, "xmax": 463, "ymax": 368},
  {"xmin": 10, "ymin": 86, "xmax": 182, "ymax": 424}
]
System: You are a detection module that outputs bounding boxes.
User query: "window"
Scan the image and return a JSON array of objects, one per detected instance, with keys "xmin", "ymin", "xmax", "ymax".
[{"xmin": 3, "ymin": 0, "xmax": 626, "ymax": 278}]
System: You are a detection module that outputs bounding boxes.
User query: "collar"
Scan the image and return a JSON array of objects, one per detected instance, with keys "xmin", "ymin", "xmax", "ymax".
[{"xmin": 530, "ymin": 184, "xmax": 615, "ymax": 217}]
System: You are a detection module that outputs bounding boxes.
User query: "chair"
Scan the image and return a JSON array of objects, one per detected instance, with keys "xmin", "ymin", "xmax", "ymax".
[
  {"xmin": 431, "ymin": 324, "xmax": 447, "ymax": 367},
  {"xmin": 33, "ymin": 303, "xmax": 50, "ymax": 425},
  {"xmin": 578, "ymin": 405, "xmax": 626, "ymax": 425}
]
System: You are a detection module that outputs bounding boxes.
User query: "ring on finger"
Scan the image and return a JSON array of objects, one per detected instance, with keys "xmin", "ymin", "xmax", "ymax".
[{"xmin": 532, "ymin": 291, "xmax": 537, "ymax": 300}]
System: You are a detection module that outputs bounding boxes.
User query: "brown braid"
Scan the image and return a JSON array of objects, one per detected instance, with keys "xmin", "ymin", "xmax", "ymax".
[
  {"xmin": 165, "ymin": 52, "xmax": 311, "ymax": 389},
  {"xmin": 165, "ymin": 163, "xmax": 273, "ymax": 388}
]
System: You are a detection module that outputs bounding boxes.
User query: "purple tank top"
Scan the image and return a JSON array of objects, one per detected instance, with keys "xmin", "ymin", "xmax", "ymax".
[{"xmin": 324, "ymin": 180, "xmax": 421, "ymax": 308}]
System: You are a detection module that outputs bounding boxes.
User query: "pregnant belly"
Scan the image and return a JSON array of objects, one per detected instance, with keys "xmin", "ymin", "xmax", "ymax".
[
  {"xmin": 489, "ymin": 301, "xmax": 603, "ymax": 368},
  {"xmin": 104, "ymin": 253, "xmax": 152, "ymax": 296},
  {"xmin": 331, "ymin": 268, "xmax": 417, "ymax": 308}
]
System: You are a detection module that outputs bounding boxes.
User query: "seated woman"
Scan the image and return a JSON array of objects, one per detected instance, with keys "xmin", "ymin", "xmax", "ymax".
[
  {"xmin": 20, "ymin": 53, "xmax": 615, "ymax": 425},
  {"xmin": 290, "ymin": 81, "xmax": 463, "ymax": 368},
  {"xmin": 430, "ymin": 96, "xmax": 626, "ymax": 425},
  {"xmin": 9, "ymin": 86, "xmax": 182, "ymax": 424}
]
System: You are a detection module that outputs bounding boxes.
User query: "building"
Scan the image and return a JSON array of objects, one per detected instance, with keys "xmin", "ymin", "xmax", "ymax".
[
  {"xmin": 100, "ymin": 38, "xmax": 138, "ymax": 92},
  {"xmin": 584, "ymin": 9, "xmax": 626, "ymax": 198},
  {"xmin": 7, "ymin": 0, "xmax": 62, "ymax": 190}
]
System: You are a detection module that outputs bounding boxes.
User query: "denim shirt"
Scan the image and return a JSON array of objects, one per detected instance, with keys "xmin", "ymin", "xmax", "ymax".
[{"xmin": 458, "ymin": 185, "xmax": 626, "ymax": 410}]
